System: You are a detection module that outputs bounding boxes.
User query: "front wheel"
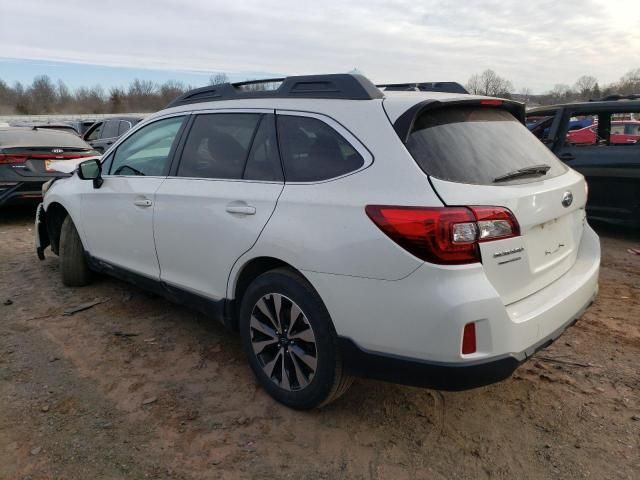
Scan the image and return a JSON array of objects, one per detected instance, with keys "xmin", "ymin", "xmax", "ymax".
[
  {"xmin": 59, "ymin": 216, "xmax": 92, "ymax": 287},
  {"xmin": 239, "ymin": 268, "xmax": 352, "ymax": 409}
]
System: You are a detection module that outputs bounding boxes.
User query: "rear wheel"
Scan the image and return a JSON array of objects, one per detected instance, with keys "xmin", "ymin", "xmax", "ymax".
[
  {"xmin": 239, "ymin": 268, "xmax": 352, "ymax": 409},
  {"xmin": 59, "ymin": 216, "xmax": 92, "ymax": 287}
]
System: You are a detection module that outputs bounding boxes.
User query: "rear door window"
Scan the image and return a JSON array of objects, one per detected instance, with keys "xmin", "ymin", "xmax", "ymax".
[
  {"xmin": 406, "ymin": 107, "xmax": 567, "ymax": 185},
  {"xmin": 277, "ymin": 115, "xmax": 364, "ymax": 182},
  {"xmin": 243, "ymin": 115, "xmax": 283, "ymax": 181},
  {"xmin": 177, "ymin": 113, "xmax": 261, "ymax": 179}
]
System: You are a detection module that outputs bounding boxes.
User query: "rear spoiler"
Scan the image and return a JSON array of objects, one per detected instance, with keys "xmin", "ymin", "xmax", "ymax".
[{"xmin": 392, "ymin": 98, "xmax": 526, "ymax": 143}]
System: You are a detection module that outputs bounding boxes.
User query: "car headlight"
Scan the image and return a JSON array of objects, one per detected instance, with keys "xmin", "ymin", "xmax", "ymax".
[{"xmin": 42, "ymin": 179, "xmax": 54, "ymax": 195}]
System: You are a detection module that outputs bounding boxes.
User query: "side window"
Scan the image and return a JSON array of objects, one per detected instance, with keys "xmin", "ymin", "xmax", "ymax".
[
  {"xmin": 565, "ymin": 114, "xmax": 598, "ymax": 146},
  {"xmin": 277, "ymin": 115, "xmax": 364, "ymax": 182},
  {"xmin": 102, "ymin": 120, "xmax": 120, "ymax": 139},
  {"xmin": 177, "ymin": 113, "xmax": 261, "ymax": 179},
  {"xmin": 565, "ymin": 112, "xmax": 640, "ymax": 146},
  {"xmin": 118, "ymin": 121, "xmax": 131, "ymax": 136},
  {"xmin": 110, "ymin": 116, "xmax": 184, "ymax": 176},
  {"xmin": 85, "ymin": 122, "xmax": 102, "ymax": 141},
  {"xmin": 243, "ymin": 115, "xmax": 283, "ymax": 181}
]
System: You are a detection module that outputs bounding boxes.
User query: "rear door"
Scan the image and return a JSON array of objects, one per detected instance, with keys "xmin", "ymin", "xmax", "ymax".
[
  {"xmin": 404, "ymin": 104, "xmax": 587, "ymax": 306},
  {"xmin": 554, "ymin": 108, "xmax": 640, "ymax": 223},
  {"xmin": 153, "ymin": 111, "xmax": 283, "ymax": 300}
]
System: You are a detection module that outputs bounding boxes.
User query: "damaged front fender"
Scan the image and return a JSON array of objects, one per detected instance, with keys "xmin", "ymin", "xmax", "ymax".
[{"xmin": 35, "ymin": 203, "xmax": 50, "ymax": 260}]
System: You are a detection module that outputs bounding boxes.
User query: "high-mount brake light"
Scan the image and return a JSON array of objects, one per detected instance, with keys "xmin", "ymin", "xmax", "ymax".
[
  {"xmin": 480, "ymin": 99, "xmax": 503, "ymax": 106},
  {"xmin": 365, "ymin": 205, "xmax": 519, "ymax": 265}
]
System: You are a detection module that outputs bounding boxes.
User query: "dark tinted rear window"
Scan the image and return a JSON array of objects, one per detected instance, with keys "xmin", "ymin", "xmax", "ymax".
[
  {"xmin": 177, "ymin": 113, "xmax": 261, "ymax": 179},
  {"xmin": 406, "ymin": 108, "xmax": 567, "ymax": 185},
  {"xmin": 0, "ymin": 128, "xmax": 91, "ymax": 148},
  {"xmin": 277, "ymin": 116, "xmax": 364, "ymax": 182}
]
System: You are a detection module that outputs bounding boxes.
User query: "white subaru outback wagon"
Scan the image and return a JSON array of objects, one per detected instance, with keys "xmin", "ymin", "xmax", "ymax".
[{"xmin": 35, "ymin": 74, "xmax": 600, "ymax": 409}]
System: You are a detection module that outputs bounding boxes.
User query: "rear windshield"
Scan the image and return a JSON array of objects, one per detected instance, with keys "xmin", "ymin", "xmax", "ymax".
[
  {"xmin": 406, "ymin": 107, "xmax": 567, "ymax": 185},
  {"xmin": 0, "ymin": 128, "xmax": 90, "ymax": 148}
]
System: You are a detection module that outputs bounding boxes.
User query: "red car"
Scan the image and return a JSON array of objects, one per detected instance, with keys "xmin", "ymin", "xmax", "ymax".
[{"xmin": 567, "ymin": 120, "xmax": 640, "ymax": 145}]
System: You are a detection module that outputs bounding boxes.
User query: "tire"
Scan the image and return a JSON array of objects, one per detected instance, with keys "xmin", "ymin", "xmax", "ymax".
[
  {"xmin": 59, "ymin": 215, "xmax": 92, "ymax": 287},
  {"xmin": 239, "ymin": 268, "xmax": 353, "ymax": 409}
]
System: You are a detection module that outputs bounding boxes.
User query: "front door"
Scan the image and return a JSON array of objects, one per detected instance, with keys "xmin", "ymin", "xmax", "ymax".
[{"xmin": 80, "ymin": 115, "xmax": 186, "ymax": 278}]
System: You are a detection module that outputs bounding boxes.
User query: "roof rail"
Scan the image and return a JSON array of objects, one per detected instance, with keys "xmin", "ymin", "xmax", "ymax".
[
  {"xmin": 376, "ymin": 82, "xmax": 469, "ymax": 95},
  {"xmin": 593, "ymin": 94, "xmax": 640, "ymax": 101},
  {"xmin": 166, "ymin": 74, "xmax": 384, "ymax": 108}
]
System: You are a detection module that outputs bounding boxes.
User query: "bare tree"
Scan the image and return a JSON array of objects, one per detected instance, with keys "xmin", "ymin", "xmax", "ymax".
[
  {"xmin": 574, "ymin": 75, "xmax": 597, "ymax": 100},
  {"xmin": 466, "ymin": 69, "xmax": 513, "ymax": 97},
  {"xmin": 549, "ymin": 84, "xmax": 573, "ymax": 103},
  {"xmin": 616, "ymin": 68, "xmax": 640, "ymax": 95},
  {"xmin": 209, "ymin": 73, "xmax": 229, "ymax": 85},
  {"xmin": 30, "ymin": 75, "xmax": 57, "ymax": 113}
]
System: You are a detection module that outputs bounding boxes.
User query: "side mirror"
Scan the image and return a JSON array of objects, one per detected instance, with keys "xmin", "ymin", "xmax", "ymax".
[{"xmin": 77, "ymin": 159, "xmax": 103, "ymax": 188}]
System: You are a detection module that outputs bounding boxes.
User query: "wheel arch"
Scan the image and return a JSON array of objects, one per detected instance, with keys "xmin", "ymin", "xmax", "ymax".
[
  {"xmin": 228, "ymin": 256, "xmax": 317, "ymax": 329},
  {"xmin": 45, "ymin": 201, "xmax": 71, "ymax": 255}
]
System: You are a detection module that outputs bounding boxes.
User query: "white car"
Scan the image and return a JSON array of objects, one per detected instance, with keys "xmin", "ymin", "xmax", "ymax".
[{"xmin": 35, "ymin": 74, "xmax": 600, "ymax": 409}]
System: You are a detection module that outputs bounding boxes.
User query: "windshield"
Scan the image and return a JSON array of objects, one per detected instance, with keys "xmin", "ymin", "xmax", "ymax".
[{"xmin": 406, "ymin": 107, "xmax": 567, "ymax": 185}]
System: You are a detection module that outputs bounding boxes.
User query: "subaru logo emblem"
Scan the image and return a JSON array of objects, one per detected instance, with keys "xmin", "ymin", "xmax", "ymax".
[
  {"xmin": 562, "ymin": 191, "xmax": 573, "ymax": 208},
  {"xmin": 51, "ymin": 148, "xmax": 64, "ymax": 154}
]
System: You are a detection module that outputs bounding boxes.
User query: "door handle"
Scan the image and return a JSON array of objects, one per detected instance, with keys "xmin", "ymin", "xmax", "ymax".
[
  {"xmin": 133, "ymin": 198, "xmax": 153, "ymax": 207},
  {"xmin": 226, "ymin": 203, "xmax": 256, "ymax": 215},
  {"xmin": 559, "ymin": 153, "xmax": 575, "ymax": 161}
]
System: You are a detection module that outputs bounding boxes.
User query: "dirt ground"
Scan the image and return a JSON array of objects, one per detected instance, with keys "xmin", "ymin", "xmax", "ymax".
[{"xmin": 0, "ymin": 206, "xmax": 638, "ymax": 480}]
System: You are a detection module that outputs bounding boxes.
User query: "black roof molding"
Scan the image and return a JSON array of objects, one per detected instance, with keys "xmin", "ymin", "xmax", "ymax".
[
  {"xmin": 166, "ymin": 74, "xmax": 384, "ymax": 108},
  {"xmin": 377, "ymin": 82, "xmax": 468, "ymax": 95}
]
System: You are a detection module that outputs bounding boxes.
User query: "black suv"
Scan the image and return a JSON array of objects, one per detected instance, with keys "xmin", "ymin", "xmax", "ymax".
[
  {"xmin": 527, "ymin": 96, "xmax": 640, "ymax": 226},
  {"xmin": 83, "ymin": 116, "xmax": 144, "ymax": 153}
]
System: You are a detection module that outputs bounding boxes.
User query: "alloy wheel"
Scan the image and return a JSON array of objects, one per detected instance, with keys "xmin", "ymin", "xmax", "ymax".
[{"xmin": 249, "ymin": 293, "xmax": 318, "ymax": 391}]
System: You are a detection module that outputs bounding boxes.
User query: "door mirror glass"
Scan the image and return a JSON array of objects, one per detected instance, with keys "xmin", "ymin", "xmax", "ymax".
[{"xmin": 78, "ymin": 159, "xmax": 103, "ymax": 188}]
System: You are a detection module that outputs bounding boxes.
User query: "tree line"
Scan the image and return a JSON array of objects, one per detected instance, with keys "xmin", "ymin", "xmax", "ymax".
[
  {"xmin": 1, "ymin": 68, "xmax": 639, "ymax": 115},
  {"xmin": 466, "ymin": 68, "xmax": 640, "ymax": 105},
  {"xmin": 0, "ymin": 73, "xmax": 233, "ymax": 115}
]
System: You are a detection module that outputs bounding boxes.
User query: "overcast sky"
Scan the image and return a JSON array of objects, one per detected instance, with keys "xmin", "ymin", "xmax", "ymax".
[{"xmin": 1, "ymin": 0, "xmax": 638, "ymax": 93}]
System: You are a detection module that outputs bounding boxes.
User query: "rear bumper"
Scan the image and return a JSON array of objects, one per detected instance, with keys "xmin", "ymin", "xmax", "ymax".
[
  {"xmin": 305, "ymin": 224, "xmax": 600, "ymax": 389},
  {"xmin": 338, "ymin": 294, "xmax": 593, "ymax": 390}
]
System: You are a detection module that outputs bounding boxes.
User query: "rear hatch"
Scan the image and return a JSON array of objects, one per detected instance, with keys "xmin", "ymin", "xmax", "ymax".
[{"xmin": 403, "ymin": 103, "xmax": 587, "ymax": 305}]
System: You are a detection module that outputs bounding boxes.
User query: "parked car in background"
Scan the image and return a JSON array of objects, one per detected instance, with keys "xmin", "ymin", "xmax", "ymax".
[
  {"xmin": 0, "ymin": 127, "xmax": 97, "ymax": 206},
  {"xmin": 527, "ymin": 96, "xmax": 640, "ymax": 226},
  {"xmin": 83, "ymin": 116, "xmax": 143, "ymax": 153},
  {"xmin": 68, "ymin": 119, "xmax": 98, "ymax": 136},
  {"xmin": 566, "ymin": 120, "xmax": 640, "ymax": 145},
  {"xmin": 36, "ymin": 74, "xmax": 599, "ymax": 409}
]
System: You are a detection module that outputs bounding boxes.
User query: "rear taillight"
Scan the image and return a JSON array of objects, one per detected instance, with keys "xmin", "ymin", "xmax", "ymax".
[
  {"xmin": 0, "ymin": 154, "xmax": 28, "ymax": 164},
  {"xmin": 365, "ymin": 205, "xmax": 519, "ymax": 265},
  {"xmin": 0, "ymin": 152, "xmax": 91, "ymax": 165}
]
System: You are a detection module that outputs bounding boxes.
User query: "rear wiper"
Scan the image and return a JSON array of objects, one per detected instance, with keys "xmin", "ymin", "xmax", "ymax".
[{"xmin": 493, "ymin": 164, "xmax": 551, "ymax": 183}]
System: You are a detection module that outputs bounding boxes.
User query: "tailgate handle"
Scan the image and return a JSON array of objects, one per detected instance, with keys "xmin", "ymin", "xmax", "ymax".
[{"xmin": 559, "ymin": 153, "xmax": 575, "ymax": 161}]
